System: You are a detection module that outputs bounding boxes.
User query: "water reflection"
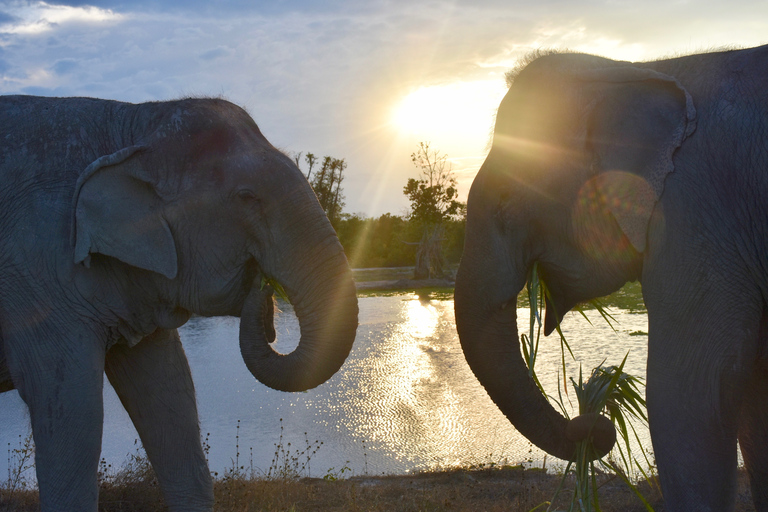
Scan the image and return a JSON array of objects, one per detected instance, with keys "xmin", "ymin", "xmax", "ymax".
[
  {"xmin": 347, "ymin": 297, "xmax": 474, "ymax": 468},
  {"xmin": 0, "ymin": 294, "xmax": 651, "ymax": 479}
]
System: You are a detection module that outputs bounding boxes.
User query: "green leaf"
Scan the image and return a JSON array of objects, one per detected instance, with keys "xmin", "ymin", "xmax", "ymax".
[{"xmin": 260, "ymin": 275, "xmax": 290, "ymax": 303}]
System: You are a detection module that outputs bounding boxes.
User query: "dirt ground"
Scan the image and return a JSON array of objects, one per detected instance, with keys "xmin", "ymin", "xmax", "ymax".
[
  {"xmin": 2, "ymin": 466, "xmax": 756, "ymax": 511},
  {"xmin": 235, "ymin": 467, "xmax": 754, "ymax": 512}
]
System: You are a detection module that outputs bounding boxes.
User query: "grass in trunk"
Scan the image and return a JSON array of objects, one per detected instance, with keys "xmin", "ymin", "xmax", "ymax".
[{"xmin": 524, "ymin": 262, "xmax": 656, "ymax": 512}]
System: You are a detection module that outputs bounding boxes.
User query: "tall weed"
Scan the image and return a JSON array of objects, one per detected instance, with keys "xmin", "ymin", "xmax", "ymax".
[{"xmin": 525, "ymin": 262, "xmax": 655, "ymax": 511}]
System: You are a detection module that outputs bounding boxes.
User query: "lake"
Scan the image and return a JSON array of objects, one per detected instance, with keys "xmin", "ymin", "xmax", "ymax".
[{"xmin": 0, "ymin": 291, "xmax": 650, "ymax": 481}]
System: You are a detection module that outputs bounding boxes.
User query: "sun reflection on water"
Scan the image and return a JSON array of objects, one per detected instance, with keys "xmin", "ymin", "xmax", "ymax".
[
  {"xmin": 342, "ymin": 296, "xmax": 484, "ymax": 469},
  {"xmin": 330, "ymin": 294, "xmax": 652, "ymax": 474},
  {"xmin": 403, "ymin": 297, "xmax": 440, "ymax": 339}
]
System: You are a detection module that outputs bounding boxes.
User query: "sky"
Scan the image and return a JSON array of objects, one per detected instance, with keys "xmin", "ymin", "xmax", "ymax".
[{"xmin": 1, "ymin": 1, "xmax": 766, "ymax": 217}]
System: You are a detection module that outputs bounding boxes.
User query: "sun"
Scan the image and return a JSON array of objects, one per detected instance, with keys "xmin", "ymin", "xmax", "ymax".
[{"xmin": 391, "ymin": 80, "xmax": 507, "ymax": 145}]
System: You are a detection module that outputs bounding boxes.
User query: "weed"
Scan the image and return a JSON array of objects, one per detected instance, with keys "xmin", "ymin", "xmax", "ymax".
[
  {"xmin": 2, "ymin": 432, "xmax": 35, "ymax": 504},
  {"xmin": 264, "ymin": 418, "xmax": 324, "ymax": 480},
  {"xmin": 110, "ymin": 440, "xmax": 158, "ymax": 487},
  {"xmin": 322, "ymin": 462, "xmax": 352, "ymax": 481},
  {"xmin": 202, "ymin": 431, "xmax": 212, "ymax": 469},
  {"xmin": 524, "ymin": 262, "xmax": 655, "ymax": 511}
]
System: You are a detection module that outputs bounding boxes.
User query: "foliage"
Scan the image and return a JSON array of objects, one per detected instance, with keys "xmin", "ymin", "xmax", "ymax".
[
  {"xmin": 335, "ymin": 213, "xmax": 416, "ymax": 268},
  {"xmin": 295, "ymin": 151, "xmax": 346, "ymax": 227},
  {"xmin": 524, "ymin": 262, "xmax": 655, "ymax": 511},
  {"xmin": 2, "ymin": 433, "xmax": 35, "ymax": 505},
  {"xmin": 333, "ymin": 213, "xmax": 465, "ymax": 269},
  {"xmin": 292, "ymin": 145, "xmax": 468, "ymax": 271},
  {"xmin": 403, "ymin": 142, "xmax": 466, "ymax": 279},
  {"xmin": 264, "ymin": 419, "xmax": 324, "ymax": 480},
  {"xmin": 564, "ymin": 361, "xmax": 654, "ymax": 512},
  {"xmin": 404, "ymin": 142, "xmax": 464, "ymax": 225}
]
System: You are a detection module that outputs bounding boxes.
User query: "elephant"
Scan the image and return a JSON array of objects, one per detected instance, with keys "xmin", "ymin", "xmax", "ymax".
[
  {"xmin": 0, "ymin": 95, "xmax": 359, "ymax": 511},
  {"xmin": 454, "ymin": 44, "xmax": 768, "ymax": 511}
]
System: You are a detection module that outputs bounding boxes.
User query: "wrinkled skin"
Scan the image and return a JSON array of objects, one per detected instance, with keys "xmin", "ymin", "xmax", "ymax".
[
  {"xmin": 455, "ymin": 45, "xmax": 768, "ymax": 511},
  {"xmin": 0, "ymin": 96, "xmax": 358, "ymax": 511}
]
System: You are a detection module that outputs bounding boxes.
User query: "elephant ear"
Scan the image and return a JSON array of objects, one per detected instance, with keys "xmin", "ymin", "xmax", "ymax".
[
  {"xmin": 577, "ymin": 67, "xmax": 697, "ymax": 252},
  {"xmin": 71, "ymin": 146, "xmax": 178, "ymax": 279}
]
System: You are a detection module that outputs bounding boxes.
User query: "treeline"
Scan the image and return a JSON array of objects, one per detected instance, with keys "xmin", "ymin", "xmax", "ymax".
[
  {"xmin": 294, "ymin": 152, "xmax": 346, "ymax": 226},
  {"xmin": 296, "ymin": 145, "xmax": 466, "ymax": 272},
  {"xmin": 334, "ymin": 213, "xmax": 465, "ymax": 269}
]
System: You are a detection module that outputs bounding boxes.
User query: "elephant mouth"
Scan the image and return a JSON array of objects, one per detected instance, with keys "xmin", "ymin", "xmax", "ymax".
[
  {"xmin": 535, "ymin": 266, "xmax": 578, "ymax": 336},
  {"xmin": 255, "ymin": 281, "xmax": 277, "ymax": 345}
]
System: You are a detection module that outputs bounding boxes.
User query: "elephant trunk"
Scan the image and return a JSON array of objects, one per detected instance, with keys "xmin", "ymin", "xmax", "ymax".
[
  {"xmin": 238, "ymin": 220, "xmax": 358, "ymax": 392},
  {"xmin": 454, "ymin": 243, "xmax": 614, "ymax": 462}
]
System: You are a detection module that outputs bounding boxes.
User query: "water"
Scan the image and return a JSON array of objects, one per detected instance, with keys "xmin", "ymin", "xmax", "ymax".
[{"xmin": 0, "ymin": 294, "xmax": 650, "ymax": 480}]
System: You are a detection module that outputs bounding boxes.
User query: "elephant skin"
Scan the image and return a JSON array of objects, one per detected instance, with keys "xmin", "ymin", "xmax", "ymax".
[
  {"xmin": 0, "ymin": 96, "xmax": 358, "ymax": 511},
  {"xmin": 454, "ymin": 45, "xmax": 768, "ymax": 511}
]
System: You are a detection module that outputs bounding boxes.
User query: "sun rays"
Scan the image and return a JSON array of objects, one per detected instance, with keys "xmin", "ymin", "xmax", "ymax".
[{"xmin": 391, "ymin": 80, "xmax": 506, "ymax": 147}]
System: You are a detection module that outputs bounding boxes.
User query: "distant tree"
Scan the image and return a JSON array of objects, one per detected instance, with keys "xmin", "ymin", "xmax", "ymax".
[
  {"xmin": 311, "ymin": 156, "xmax": 346, "ymax": 226},
  {"xmin": 403, "ymin": 142, "xmax": 465, "ymax": 279},
  {"xmin": 304, "ymin": 152, "xmax": 318, "ymax": 181},
  {"xmin": 335, "ymin": 213, "xmax": 416, "ymax": 268},
  {"xmin": 295, "ymin": 152, "xmax": 345, "ymax": 227}
]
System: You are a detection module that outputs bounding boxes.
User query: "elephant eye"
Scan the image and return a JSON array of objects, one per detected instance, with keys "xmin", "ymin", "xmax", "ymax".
[{"xmin": 236, "ymin": 189, "xmax": 257, "ymax": 202}]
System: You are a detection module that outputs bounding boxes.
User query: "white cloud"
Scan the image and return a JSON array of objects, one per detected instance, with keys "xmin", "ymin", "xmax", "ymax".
[
  {"xmin": 0, "ymin": 1, "xmax": 766, "ymax": 215},
  {"xmin": 0, "ymin": 1, "xmax": 122, "ymax": 35}
]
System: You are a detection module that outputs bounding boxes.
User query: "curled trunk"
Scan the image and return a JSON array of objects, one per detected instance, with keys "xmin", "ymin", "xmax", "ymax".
[
  {"xmin": 238, "ymin": 237, "xmax": 358, "ymax": 393},
  {"xmin": 454, "ymin": 254, "xmax": 614, "ymax": 462}
]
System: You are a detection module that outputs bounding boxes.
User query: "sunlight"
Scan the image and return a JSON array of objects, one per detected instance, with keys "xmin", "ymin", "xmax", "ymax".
[
  {"xmin": 492, "ymin": 133, "xmax": 581, "ymax": 163},
  {"xmin": 392, "ymin": 80, "xmax": 506, "ymax": 145},
  {"xmin": 403, "ymin": 298, "xmax": 439, "ymax": 339},
  {"xmin": 344, "ymin": 297, "xmax": 482, "ymax": 468}
]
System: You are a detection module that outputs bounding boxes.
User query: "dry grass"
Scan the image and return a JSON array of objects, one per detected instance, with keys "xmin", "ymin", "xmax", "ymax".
[{"xmin": 0, "ymin": 466, "xmax": 758, "ymax": 512}]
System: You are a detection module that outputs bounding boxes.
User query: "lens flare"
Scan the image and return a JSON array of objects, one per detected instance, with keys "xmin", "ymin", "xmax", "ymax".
[{"xmin": 572, "ymin": 171, "xmax": 656, "ymax": 261}]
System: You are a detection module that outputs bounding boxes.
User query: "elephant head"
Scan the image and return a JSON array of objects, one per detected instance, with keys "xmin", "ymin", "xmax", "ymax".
[
  {"xmin": 454, "ymin": 53, "xmax": 696, "ymax": 461},
  {"xmin": 71, "ymin": 99, "xmax": 358, "ymax": 392}
]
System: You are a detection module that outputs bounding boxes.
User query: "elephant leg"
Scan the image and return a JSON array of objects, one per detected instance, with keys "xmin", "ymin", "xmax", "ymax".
[
  {"xmin": 105, "ymin": 328, "xmax": 214, "ymax": 512},
  {"xmin": 647, "ymin": 342, "xmax": 741, "ymax": 511},
  {"xmin": 5, "ymin": 319, "xmax": 105, "ymax": 511},
  {"xmin": 644, "ymin": 288, "xmax": 758, "ymax": 512},
  {"xmin": 738, "ymin": 357, "xmax": 768, "ymax": 511}
]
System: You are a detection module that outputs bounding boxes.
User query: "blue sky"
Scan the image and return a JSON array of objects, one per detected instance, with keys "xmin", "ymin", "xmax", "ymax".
[{"xmin": 1, "ymin": 0, "xmax": 766, "ymax": 216}]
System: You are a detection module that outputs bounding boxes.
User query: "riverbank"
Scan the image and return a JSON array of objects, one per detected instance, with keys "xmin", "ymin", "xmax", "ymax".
[
  {"xmin": 352, "ymin": 266, "xmax": 456, "ymax": 297},
  {"xmin": 1, "ymin": 466, "xmax": 757, "ymax": 511}
]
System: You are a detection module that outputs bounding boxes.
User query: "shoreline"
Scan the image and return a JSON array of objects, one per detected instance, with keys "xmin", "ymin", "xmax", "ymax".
[{"xmin": 355, "ymin": 277, "xmax": 455, "ymax": 292}]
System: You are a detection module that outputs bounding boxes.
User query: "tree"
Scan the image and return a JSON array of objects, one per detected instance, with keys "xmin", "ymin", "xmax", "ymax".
[
  {"xmin": 295, "ymin": 152, "xmax": 345, "ymax": 227},
  {"xmin": 335, "ymin": 213, "xmax": 416, "ymax": 268},
  {"xmin": 403, "ymin": 142, "xmax": 465, "ymax": 279}
]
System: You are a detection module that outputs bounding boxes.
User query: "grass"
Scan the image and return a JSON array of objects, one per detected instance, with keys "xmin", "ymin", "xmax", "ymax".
[
  {"xmin": 0, "ymin": 413, "xmax": 674, "ymax": 512},
  {"xmin": 0, "ymin": 415, "xmax": 756, "ymax": 511},
  {"xmin": 1, "ymin": 446, "xmax": 756, "ymax": 512},
  {"xmin": 1, "ymin": 453, "xmax": 674, "ymax": 512},
  {"xmin": 522, "ymin": 263, "xmax": 655, "ymax": 511}
]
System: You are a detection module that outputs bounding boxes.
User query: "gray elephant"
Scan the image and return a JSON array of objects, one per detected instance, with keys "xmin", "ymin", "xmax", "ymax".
[
  {"xmin": 454, "ymin": 45, "xmax": 768, "ymax": 511},
  {"xmin": 0, "ymin": 96, "xmax": 359, "ymax": 511}
]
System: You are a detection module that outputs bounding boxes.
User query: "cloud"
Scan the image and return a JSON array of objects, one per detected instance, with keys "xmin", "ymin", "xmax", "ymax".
[
  {"xmin": 51, "ymin": 57, "xmax": 77, "ymax": 74},
  {"xmin": 0, "ymin": 0, "xmax": 766, "ymax": 215},
  {"xmin": 0, "ymin": 1, "xmax": 122, "ymax": 35},
  {"xmin": 199, "ymin": 46, "xmax": 233, "ymax": 61},
  {"xmin": 0, "ymin": 10, "xmax": 19, "ymax": 25}
]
